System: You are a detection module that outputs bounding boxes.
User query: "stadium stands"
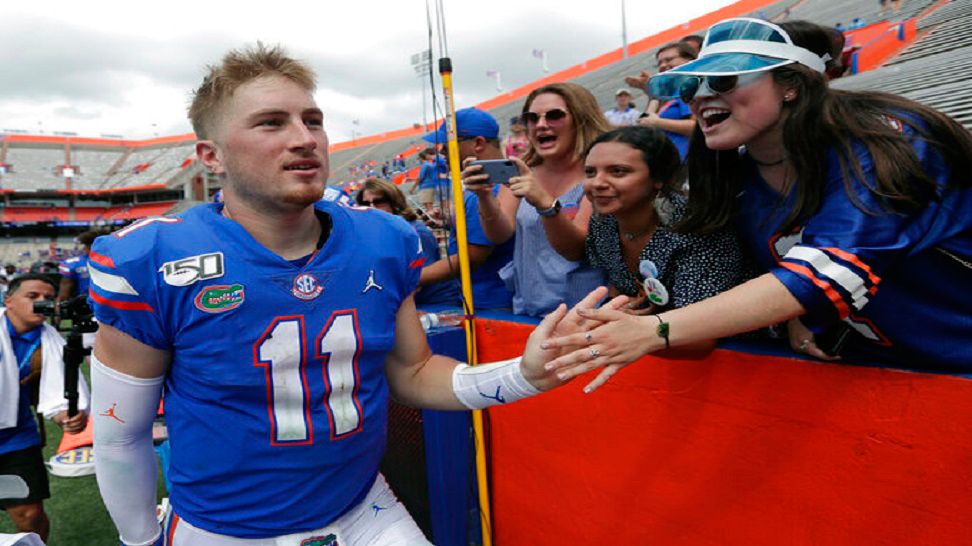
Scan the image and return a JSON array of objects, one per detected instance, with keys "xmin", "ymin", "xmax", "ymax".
[
  {"xmin": 832, "ymin": 0, "xmax": 972, "ymax": 130},
  {"xmin": 331, "ymin": 0, "xmax": 961, "ymax": 187},
  {"xmin": 1, "ymin": 146, "xmax": 68, "ymax": 190}
]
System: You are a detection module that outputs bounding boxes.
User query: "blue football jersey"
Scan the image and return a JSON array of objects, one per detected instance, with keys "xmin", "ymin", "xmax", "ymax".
[
  {"xmin": 734, "ymin": 118, "xmax": 972, "ymax": 370},
  {"xmin": 58, "ymin": 255, "xmax": 91, "ymax": 297},
  {"xmin": 321, "ymin": 186, "xmax": 354, "ymax": 207},
  {"xmin": 89, "ymin": 201, "xmax": 423, "ymax": 537}
]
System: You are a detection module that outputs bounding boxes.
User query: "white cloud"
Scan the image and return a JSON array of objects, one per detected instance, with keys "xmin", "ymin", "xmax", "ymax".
[{"xmin": 0, "ymin": 0, "xmax": 734, "ymax": 142}]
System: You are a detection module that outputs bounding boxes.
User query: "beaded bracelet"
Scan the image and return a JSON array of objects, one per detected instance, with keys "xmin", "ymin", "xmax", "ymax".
[{"xmin": 654, "ymin": 314, "xmax": 670, "ymax": 349}]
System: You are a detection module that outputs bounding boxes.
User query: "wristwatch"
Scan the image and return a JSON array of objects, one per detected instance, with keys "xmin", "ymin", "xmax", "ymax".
[{"xmin": 535, "ymin": 199, "xmax": 562, "ymax": 218}]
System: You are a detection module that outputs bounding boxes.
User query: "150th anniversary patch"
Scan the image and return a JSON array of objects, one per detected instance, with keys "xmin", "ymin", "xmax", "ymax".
[{"xmin": 160, "ymin": 252, "xmax": 225, "ymax": 287}]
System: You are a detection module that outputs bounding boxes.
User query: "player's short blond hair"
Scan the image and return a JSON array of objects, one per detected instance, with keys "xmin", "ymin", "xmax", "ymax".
[{"xmin": 188, "ymin": 42, "xmax": 317, "ymax": 139}]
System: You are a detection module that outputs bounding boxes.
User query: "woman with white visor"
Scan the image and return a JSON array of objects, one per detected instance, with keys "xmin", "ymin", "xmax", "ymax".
[{"xmin": 542, "ymin": 18, "xmax": 972, "ymax": 390}]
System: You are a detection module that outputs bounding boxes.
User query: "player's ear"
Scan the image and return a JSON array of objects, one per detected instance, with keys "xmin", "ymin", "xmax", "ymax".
[{"xmin": 196, "ymin": 140, "xmax": 226, "ymax": 175}]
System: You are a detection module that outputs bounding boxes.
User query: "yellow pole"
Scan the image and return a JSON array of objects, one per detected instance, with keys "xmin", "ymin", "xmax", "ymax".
[{"xmin": 438, "ymin": 56, "xmax": 492, "ymax": 546}]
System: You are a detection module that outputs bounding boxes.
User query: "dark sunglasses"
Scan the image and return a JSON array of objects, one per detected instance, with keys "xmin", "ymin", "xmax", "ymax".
[
  {"xmin": 360, "ymin": 197, "xmax": 389, "ymax": 206},
  {"xmin": 677, "ymin": 72, "xmax": 765, "ymax": 103},
  {"xmin": 521, "ymin": 108, "xmax": 569, "ymax": 126}
]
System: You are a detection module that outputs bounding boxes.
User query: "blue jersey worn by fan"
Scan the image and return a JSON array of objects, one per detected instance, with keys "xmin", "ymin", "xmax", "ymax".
[
  {"xmin": 735, "ymin": 117, "xmax": 972, "ymax": 370},
  {"xmin": 89, "ymin": 201, "xmax": 423, "ymax": 536}
]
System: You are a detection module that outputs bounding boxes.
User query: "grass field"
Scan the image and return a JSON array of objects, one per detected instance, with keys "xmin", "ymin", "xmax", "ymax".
[{"xmin": 1, "ymin": 359, "xmax": 166, "ymax": 545}]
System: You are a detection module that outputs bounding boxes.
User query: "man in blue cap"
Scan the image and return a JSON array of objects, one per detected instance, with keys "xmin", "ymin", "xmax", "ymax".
[{"xmin": 418, "ymin": 108, "xmax": 515, "ymax": 310}]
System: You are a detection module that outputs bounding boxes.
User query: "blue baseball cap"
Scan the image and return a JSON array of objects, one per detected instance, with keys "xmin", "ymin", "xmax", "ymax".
[{"xmin": 423, "ymin": 108, "xmax": 499, "ymax": 143}]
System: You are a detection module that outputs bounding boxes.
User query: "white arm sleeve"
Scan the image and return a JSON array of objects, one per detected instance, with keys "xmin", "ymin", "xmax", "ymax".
[
  {"xmin": 451, "ymin": 357, "xmax": 540, "ymax": 410},
  {"xmin": 91, "ymin": 354, "xmax": 165, "ymax": 546}
]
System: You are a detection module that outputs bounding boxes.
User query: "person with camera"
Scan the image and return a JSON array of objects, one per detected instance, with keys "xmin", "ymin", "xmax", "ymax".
[
  {"xmin": 468, "ymin": 83, "xmax": 609, "ymax": 317},
  {"xmin": 419, "ymin": 107, "xmax": 515, "ymax": 310},
  {"xmin": 1, "ymin": 274, "xmax": 90, "ymax": 542}
]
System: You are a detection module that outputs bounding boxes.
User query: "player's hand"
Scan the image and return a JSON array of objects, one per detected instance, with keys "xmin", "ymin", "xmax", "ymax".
[
  {"xmin": 53, "ymin": 410, "xmax": 87, "ymax": 434},
  {"xmin": 519, "ymin": 303, "xmax": 573, "ymax": 392},
  {"xmin": 460, "ymin": 156, "xmax": 491, "ymax": 196},
  {"xmin": 542, "ymin": 307, "xmax": 661, "ymax": 393},
  {"xmin": 506, "ymin": 158, "xmax": 553, "ymax": 209},
  {"xmin": 787, "ymin": 318, "xmax": 840, "ymax": 361}
]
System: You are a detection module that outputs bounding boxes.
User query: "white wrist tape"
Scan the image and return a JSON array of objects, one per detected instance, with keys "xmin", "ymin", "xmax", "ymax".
[
  {"xmin": 91, "ymin": 354, "xmax": 165, "ymax": 546},
  {"xmin": 451, "ymin": 357, "xmax": 540, "ymax": 410}
]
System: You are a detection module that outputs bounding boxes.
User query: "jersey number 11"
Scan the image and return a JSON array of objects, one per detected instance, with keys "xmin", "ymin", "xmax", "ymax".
[{"xmin": 255, "ymin": 311, "xmax": 363, "ymax": 445}]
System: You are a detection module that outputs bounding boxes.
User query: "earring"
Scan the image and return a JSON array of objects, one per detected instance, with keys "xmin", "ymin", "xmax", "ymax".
[{"xmin": 784, "ymin": 92, "xmax": 796, "ymax": 102}]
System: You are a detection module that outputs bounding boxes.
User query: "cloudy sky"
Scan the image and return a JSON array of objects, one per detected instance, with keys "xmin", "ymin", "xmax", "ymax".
[{"xmin": 0, "ymin": 0, "xmax": 732, "ymax": 144}]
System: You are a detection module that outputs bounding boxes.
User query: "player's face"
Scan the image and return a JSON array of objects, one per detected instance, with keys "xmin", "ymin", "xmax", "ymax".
[
  {"xmin": 583, "ymin": 141, "xmax": 658, "ymax": 216},
  {"xmin": 204, "ymin": 75, "xmax": 329, "ymax": 212},
  {"xmin": 3, "ymin": 280, "xmax": 55, "ymax": 332}
]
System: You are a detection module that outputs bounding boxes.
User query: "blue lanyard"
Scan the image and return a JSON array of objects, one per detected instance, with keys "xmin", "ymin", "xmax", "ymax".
[{"xmin": 17, "ymin": 337, "xmax": 42, "ymax": 373}]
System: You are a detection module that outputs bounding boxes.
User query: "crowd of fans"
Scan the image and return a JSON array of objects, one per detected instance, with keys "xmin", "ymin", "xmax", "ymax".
[{"xmin": 347, "ymin": 15, "xmax": 970, "ymax": 375}]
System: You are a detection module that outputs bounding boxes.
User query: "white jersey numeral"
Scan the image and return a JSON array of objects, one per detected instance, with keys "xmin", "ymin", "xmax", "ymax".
[{"xmin": 255, "ymin": 312, "xmax": 362, "ymax": 445}]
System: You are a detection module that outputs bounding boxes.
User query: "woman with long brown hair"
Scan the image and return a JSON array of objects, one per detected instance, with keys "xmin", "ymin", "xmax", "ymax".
[
  {"xmin": 466, "ymin": 82, "xmax": 610, "ymax": 317},
  {"xmin": 544, "ymin": 18, "xmax": 972, "ymax": 389}
]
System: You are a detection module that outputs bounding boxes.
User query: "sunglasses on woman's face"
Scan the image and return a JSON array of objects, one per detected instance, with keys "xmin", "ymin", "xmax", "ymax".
[
  {"xmin": 360, "ymin": 197, "xmax": 389, "ymax": 207},
  {"xmin": 678, "ymin": 72, "xmax": 765, "ymax": 103},
  {"xmin": 521, "ymin": 108, "xmax": 569, "ymax": 126}
]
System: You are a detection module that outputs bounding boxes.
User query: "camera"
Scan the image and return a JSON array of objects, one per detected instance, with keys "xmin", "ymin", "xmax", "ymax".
[{"xmin": 33, "ymin": 294, "xmax": 94, "ymax": 324}]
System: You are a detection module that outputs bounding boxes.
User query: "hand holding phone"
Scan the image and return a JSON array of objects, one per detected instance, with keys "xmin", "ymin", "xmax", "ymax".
[{"xmin": 468, "ymin": 159, "xmax": 519, "ymax": 186}]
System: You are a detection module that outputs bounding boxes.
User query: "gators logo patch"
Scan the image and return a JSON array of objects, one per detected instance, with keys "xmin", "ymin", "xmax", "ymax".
[
  {"xmin": 300, "ymin": 534, "xmax": 338, "ymax": 546},
  {"xmin": 194, "ymin": 283, "xmax": 245, "ymax": 313}
]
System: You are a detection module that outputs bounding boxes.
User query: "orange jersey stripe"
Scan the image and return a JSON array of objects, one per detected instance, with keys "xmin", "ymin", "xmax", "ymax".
[
  {"xmin": 89, "ymin": 290, "xmax": 155, "ymax": 312},
  {"xmin": 780, "ymin": 262, "xmax": 851, "ymax": 318},
  {"xmin": 821, "ymin": 247, "xmax": 881, "ymax": 286},
  {"xmin": 88, "ymin": 250, "xmax": 116, "ymax": 268}
]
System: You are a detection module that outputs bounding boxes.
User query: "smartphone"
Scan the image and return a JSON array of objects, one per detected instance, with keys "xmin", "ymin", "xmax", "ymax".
[{"xmin": 469, "ymin": 159, "xmax": 518, "ymax": 186}]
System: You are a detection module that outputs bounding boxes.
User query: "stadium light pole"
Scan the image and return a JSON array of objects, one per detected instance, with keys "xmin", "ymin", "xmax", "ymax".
[
  {"xmin": 621, "ymin": 0, "xmax": 629, "ymax": 58},
  {"xmin": 411, "ymin": 50, "xmax": 432, "ymax": 128}
]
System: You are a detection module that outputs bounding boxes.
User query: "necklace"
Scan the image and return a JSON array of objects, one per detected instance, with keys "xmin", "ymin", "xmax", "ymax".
[
  {"xmin": 751, "ymin": 155, "xmax": 785, "ymax": 167},
  {"xmin": 621, "ymin": 225, "xmax": 655, "ymax": 241}
]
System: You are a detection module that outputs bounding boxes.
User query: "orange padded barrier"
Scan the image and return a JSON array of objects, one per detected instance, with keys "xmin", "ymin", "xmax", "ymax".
[
  {"xmin": 854, "ymin": 19, "xmax": 917, "ymax": 72},
  {"xmin": 476, "ymin": 319, "xmax": 972, "ymax": 545}
]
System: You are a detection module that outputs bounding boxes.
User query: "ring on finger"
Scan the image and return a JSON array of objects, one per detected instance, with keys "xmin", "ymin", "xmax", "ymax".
[
  {"xmin": 589, "ymin": 347, "xmax": 600, "ymax": 358},
  {"xmin": 798, "ymin": 339, "xmax": 811, "ymax": 352},
  {"xmin": 585, "ymin": 332, "xmax": 593, "ymax": 343}
]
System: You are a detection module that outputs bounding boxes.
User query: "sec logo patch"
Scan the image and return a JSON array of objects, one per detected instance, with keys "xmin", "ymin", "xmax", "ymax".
[{"xmin": 292, "ymin": 273, "xmax": 324, "ymax": 300}]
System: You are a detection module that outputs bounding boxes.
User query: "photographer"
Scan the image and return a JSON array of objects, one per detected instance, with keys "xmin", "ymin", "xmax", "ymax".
[{"xmin": 1, "ymin": 274, "xmax": 90, "ymax": 541}]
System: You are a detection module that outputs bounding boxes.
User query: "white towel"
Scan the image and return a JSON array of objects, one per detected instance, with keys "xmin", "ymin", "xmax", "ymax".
[{"xmin": 0, "ymin": 309, "xmax": 90, "ymax": 429}]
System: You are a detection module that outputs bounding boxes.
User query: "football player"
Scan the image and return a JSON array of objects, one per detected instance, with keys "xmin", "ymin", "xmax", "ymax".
[{"xmin": 89, "ymin": 43, "xmax": 612, "ymax": 546}]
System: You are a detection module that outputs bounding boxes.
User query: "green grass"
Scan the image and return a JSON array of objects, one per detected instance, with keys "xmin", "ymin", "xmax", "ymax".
[{"xmin": 1, "ymin": 359, "xmax": 166, "ymax": 545}]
